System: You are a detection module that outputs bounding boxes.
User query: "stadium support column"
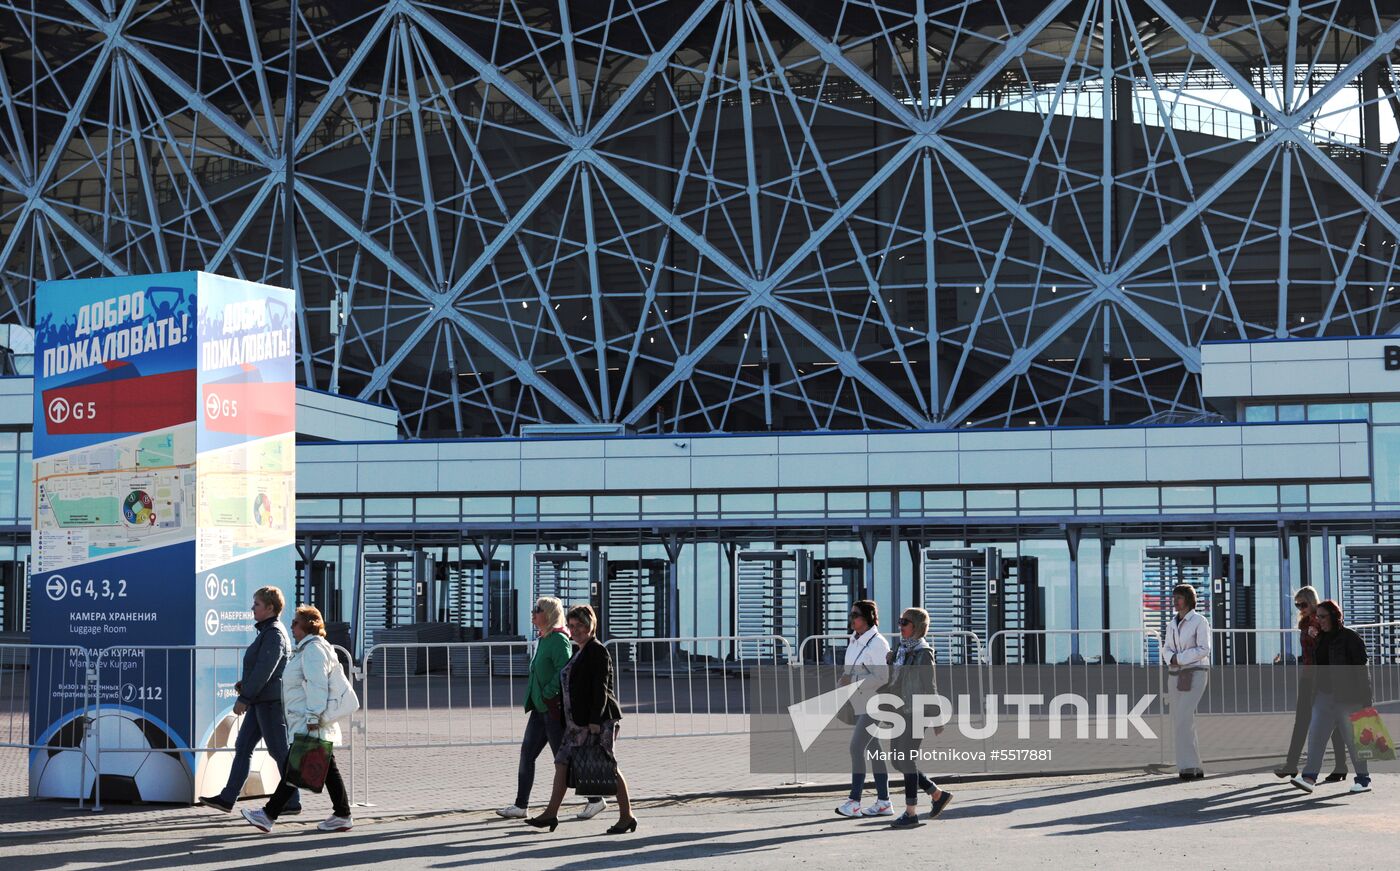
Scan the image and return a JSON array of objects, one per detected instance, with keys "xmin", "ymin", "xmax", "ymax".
[
  {"xmin": 1361, "ymin": 36, "xmax": 1383, "ymax": 330},
  {"xmin": 1064, "ymin": 525, "xmax": 1081, "ymax": 662},
  {"xmin": 662, "ymin": 531, "xmax": 683, "ymax": 643}
]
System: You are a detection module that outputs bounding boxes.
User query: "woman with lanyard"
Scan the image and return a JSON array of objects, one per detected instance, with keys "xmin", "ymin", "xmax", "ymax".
[
  {"xmin": 1162, "ymin": 583, "xmax": 1212, "ymax": 780},
  {"xmin": 834, "ymin": 600, "xmax": 893, "ymax": 818}
]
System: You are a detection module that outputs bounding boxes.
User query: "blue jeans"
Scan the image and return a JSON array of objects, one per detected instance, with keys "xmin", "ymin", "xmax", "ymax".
[
  {"xmin": 217, "ymin": 701, "xmax": 300, "ymax": 810},
  {"xmin": 515, "ymin": 708, "xmax": 565, "ymax": 808},
  {"xmin": 1303, "ymin": 692, "xmax": 1369, "ymax": 784},
  {"xmin": 848, "ymin": 714, "xmax": 889, "ymax": 802},
  {"xmin": 513, "ymin": 707, "xmax": 600, "ymax": 808}
]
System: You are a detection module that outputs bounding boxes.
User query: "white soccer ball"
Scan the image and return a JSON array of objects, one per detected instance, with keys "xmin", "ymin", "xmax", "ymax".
[
  {"xmin": 195, "ymin": 711, "xmax": 283, "ymax": 800},
  {"xmin": 31, "ymin": 709, "xmax": 193, "ymax": 803}
]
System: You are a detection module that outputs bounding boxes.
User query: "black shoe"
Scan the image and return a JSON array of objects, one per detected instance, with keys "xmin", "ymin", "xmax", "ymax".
[
  {"xmin": 1325, "ymin": 771, "xmax": 1348, "ymax": 783},
  {"xmin": 1274, "ymin": 767, "xmax": 1297, "ymax": 779},
  {"xmin": 1178, "ymin": 772, "xmax": 1191, "ymax": 781},
  {"xmin": 525, "ymin": 815, "xmax": 559, "ymax": 832},
  {"xmin": 199, "ymin": 795, "xmax": 234, "ymax": 813},
  {"xmin": 928, "ymin": 790, "xmax": 954, "ymax": 819},
  {"xmin": 1189, "ymin": 770, "xmax": 1207, "ymax": 780},
  {"xmin": 890, "ymin": 812, "xmax": 923, "ymax": 829},
  {"xmin": 606, "ymin": 817, "xmax": 638, "ymax": 835},
  {"xmin": 282, "ymin": 806, "xmax": 304, "ymax": 817}
]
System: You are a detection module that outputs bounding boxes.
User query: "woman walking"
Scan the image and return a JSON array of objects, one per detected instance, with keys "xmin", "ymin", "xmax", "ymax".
[
  {"xmin": 887, "ymin": 607, "xmax": 953, "ymax": 829},
  {"xmin": 241, "ymin": 606, "xmax": 357, "ymax": 833},
  {"xmin": 835, "ymin": 599, "xmax": 892, "ymax": 818},
  {"xmin": 498, "ymin": 596, "xmax": 606, "ymax": 821},
  {"xmin": 1290, "ymin": 600, "xmax": 1373, "ymax": 794},
  {"xmin": 1162, "ymin": 583, "xmax": 1211, "ymax": 780},
  {"xmin": 1275, "ymin": 586, "xmax": 1347, "ymax": 782},
  {"xmin": 526, "ymin": 604, "xmax": 636, "ymax": 834}
]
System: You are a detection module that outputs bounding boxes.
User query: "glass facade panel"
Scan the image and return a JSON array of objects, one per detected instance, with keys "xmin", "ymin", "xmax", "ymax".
[
  {"xmin": 1243, "ymin": 405, "xmax": 1276, "ymax": 422},
  {"xmin": 1375, "ymin": 428, "xmax": 1400, "ymax": 503},
  {"xmin": 966, "ymin": 489, "xmax": 1014, "ymax": 512},
  {"xmin": 465, "ymin": 496, "xmax": 513, "ymax": 520}
]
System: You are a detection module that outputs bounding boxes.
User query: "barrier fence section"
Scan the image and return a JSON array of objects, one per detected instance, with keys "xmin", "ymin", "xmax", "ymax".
[
  {"xmin": 358, "ymin": 640, "xmax": 532, "ymax": 805},
  {"xmin": 88, "ymin": 643, "xmax": 360, "ymax": 812},
  {"xmin": 0, "ymin": 643, "xmax": 95, "ymax": 808},
  {"xmin": 985, "ymin": 629, "xmax": 1167, "ymax": 767},
  {"xmin": 604, "ymin": 635, "xmax": 796, "ymax": 740}
]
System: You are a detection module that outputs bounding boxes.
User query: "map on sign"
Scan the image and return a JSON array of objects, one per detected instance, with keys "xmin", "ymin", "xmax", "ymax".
[
  {"xmin": 196, "ymin": 433, "xmax": 295, "ymax": 571},
  {"xmin": 33, "ymin": 424, "xmax": 196, "ymax": 573}
]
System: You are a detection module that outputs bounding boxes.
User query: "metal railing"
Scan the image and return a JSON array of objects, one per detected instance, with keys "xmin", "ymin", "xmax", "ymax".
[
  {"xmin": 0, "ymin": 643, "xmax": 97, "ymax": 809},
  {"xmin": 5, "ymin": 625, "xmax": 1399, "ymax": 803}
]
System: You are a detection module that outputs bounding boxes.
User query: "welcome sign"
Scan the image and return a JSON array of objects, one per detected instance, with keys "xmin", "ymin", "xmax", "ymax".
[{"xmin": 30, "ymin": 272, "xmax": 295, "ymax": 803}]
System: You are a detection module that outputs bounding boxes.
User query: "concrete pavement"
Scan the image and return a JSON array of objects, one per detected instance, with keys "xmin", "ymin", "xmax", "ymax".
[{"xmin": 2, "ymin": 770, "xmax": 1394, "ymax": 870}]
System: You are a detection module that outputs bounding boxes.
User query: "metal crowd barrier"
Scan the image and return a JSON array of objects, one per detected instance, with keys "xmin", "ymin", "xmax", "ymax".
[
  {"xmin": 0, "ymin": 643, "xmax": 96, "ymax": 809},
  {"xmin": 604, "ymin": 635, "xmax": 796, "ymax": 739},
  {"xmin": 88, "ymin": 643, "xmax": 360, "ymax": 812},
  {"xmin": 985, "ymin": 629, "xmax": 1167, "ymax": 767},
  {"xmin": 357, "ymin": 639, "xmax": 532, "ymax": 805}
]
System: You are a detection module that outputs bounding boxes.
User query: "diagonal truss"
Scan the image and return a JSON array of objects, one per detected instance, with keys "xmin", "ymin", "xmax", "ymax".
[{"xmin": 1, "ymin": 1, "xmax": 1398, "ymax": 436}]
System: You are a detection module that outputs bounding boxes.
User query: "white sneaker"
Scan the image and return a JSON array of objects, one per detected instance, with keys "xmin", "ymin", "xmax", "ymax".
[
  {"xmin": 1350, "ymin": 781, "xmax": 1372, "ymax": 794},
  {"xmin": 576, "ymin": 797, "xmax": 607, "ymax": 820},
  {"xmin": 241, "ymin": 808, "xmax": 274, "ymax": 833},
  {"xmin": 496, "ymin": 805, "xmax": 527, "ymax": 819},
  {"xmin": 834, "ymin": 799, "xmax": 863, "ymax": 818},
  {"xmin": 861, "ymin": 799, "xmax": 894, "ymax": 817},
  {"xmin": 317, "ymin": 814, "xmax": 353, "ymax": 832},
  {"xmin": 1289, "ymin": 775, "xmax": 1315, "ymax": 794}
]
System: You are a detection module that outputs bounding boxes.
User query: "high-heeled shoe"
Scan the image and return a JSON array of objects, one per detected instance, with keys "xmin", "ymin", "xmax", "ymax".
[
  {"xmin": 525, "ymin": 815, "xmax": 559, "ymax": 832},
  {"xmin": 606, "ymin": 817, "xmax": 638, "ymax": 834}
]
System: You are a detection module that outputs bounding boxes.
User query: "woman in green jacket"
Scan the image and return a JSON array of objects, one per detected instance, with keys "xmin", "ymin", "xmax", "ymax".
[{"xmin": 497, "ymin": 596, "xmax": 606, "ymax": 820}]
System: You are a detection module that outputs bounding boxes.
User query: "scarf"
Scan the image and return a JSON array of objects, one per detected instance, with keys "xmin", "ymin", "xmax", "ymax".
[{"xmin": 893, "ymin": 635, "xmax": 929, "ymax": 669}]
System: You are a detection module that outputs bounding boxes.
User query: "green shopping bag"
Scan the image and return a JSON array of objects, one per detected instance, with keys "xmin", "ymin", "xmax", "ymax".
[
  {"xmin": 1349, "ymin": 707, "xmax": 1396, "ymax": 762},
  {"xmin": 286, "ymin": 732, "xmax": 335, "ymax": 792}
]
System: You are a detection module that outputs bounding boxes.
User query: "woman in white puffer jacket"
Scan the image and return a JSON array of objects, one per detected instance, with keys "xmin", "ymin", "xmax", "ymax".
[{"xmin": 241, "ymin": 605, "xmax": 357, "ymax": 834}]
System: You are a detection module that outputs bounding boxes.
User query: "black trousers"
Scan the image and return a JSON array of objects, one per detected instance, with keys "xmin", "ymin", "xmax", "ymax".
[
  {"xmin": 1285, "ymin": 667, "xmax": 1347, "ymax": 772},
  {"xmin": 265, "ymin": 755, "xmax": 350, "ymax": 820}
]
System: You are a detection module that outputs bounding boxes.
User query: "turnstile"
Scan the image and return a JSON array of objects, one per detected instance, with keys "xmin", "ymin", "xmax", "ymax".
[
  {"xmin": 1142, "ymin": 545, "xmax": 1250, "ymax": 664},
  {"xmin": 1, "ymin": 560, "xmax": 25, "ymax": 633},
  {"xmin": 1339, "ymin": 544, "xmax": 1400, "ymax": 664},
  {"xmin": 531, "ymin": 549, "xmax": 602, "ymax": 616},
  {"xmin": 442, "ymin": 559, "xmax": 515, "ymax": 638},
  {"xmin": 805, "ymin": 557, "xmax": 864, "ymax": 662},
  {"xmin": 602, "ymin": 559, "xmax": 668, "ymax": 641},
  {"xmin": 733, "ymin": 548, "xmax": 812, "ymax": 661},
  {"xmin": 357, "ymin": 551, "xmax": 435, "ymax": 654},
  {"xmin": 296, "ymin": 559, "xmax": 340, "ymax": 622},
  {"xmin": 922, "ymin": 547, "xmax": 1042, "ymax": 664}
]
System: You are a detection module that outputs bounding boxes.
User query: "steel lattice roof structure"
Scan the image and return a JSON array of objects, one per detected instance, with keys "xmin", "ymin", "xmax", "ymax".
[{"xmin": 1, "ymin": 1, "xmax": 1398, "ymax": 437}]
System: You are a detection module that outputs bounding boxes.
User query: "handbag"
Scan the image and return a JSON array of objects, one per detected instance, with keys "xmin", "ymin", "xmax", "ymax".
[
  {"xmin": 324, "ymin": 658, "xmax": 360, "ymax": 723},
  {"xmin": 1349, "ymin": 707, "xmax": 1396, "ymax": 761},
  {"xmin": 1175, "ymin": 669, "xmax": 1194, "ymax": 692},
  {"xmin": 567, "ymin": 732, "xmax": 618, "ymax": 796},
  {"xmin": 286, "ymin": 732, "xmax": 335, "ymax": 793}
]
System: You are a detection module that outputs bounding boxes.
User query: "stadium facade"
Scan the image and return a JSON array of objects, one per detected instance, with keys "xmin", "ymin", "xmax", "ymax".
[{"xmin": 1, "ymin": 2, "xmax": 1400, "ymax": 663}]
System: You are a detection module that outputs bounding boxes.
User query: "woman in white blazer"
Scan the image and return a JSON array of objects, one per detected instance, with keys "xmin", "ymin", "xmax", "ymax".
[
  {"xmin": 1161, "ymin": 583, "xmax": 1212, "ymax": 780},
  {"xmin": 241, "ymin": 605, "xmax": 358, "ymax": 833},
  {"xmin": 835, "ymin": 599, "xmax": 893, "ymax": 818}
]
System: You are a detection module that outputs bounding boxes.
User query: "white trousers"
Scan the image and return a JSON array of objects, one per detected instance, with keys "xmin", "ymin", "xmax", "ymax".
[{"xmin": 1169, "ymin": 669, "xmax": 1209, "ymax": 772}]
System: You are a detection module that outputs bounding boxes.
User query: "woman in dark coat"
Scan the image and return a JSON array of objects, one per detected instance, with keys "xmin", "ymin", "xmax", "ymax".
[
  {"xmin": 1290, "ymin": 600, "xmax": 1373, "ymax": 794},
  {"xmin": 526, "ymin": 604, "xmax": 636, "ymax": 833}
]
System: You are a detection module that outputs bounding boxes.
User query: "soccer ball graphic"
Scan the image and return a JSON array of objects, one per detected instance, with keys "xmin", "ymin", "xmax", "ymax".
[
  {"xmin": 195, "ymin": 711, "xmax": 282, "ymax": 800},
  {"xmin": 30, "ymin": 709, "xmax": 192, "ymax": 803}
]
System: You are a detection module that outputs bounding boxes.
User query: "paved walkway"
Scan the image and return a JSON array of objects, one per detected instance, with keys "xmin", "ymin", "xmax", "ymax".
[{"xmin": 2, "ymin": 770, "xmax": 1394, "ymax": 869}]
